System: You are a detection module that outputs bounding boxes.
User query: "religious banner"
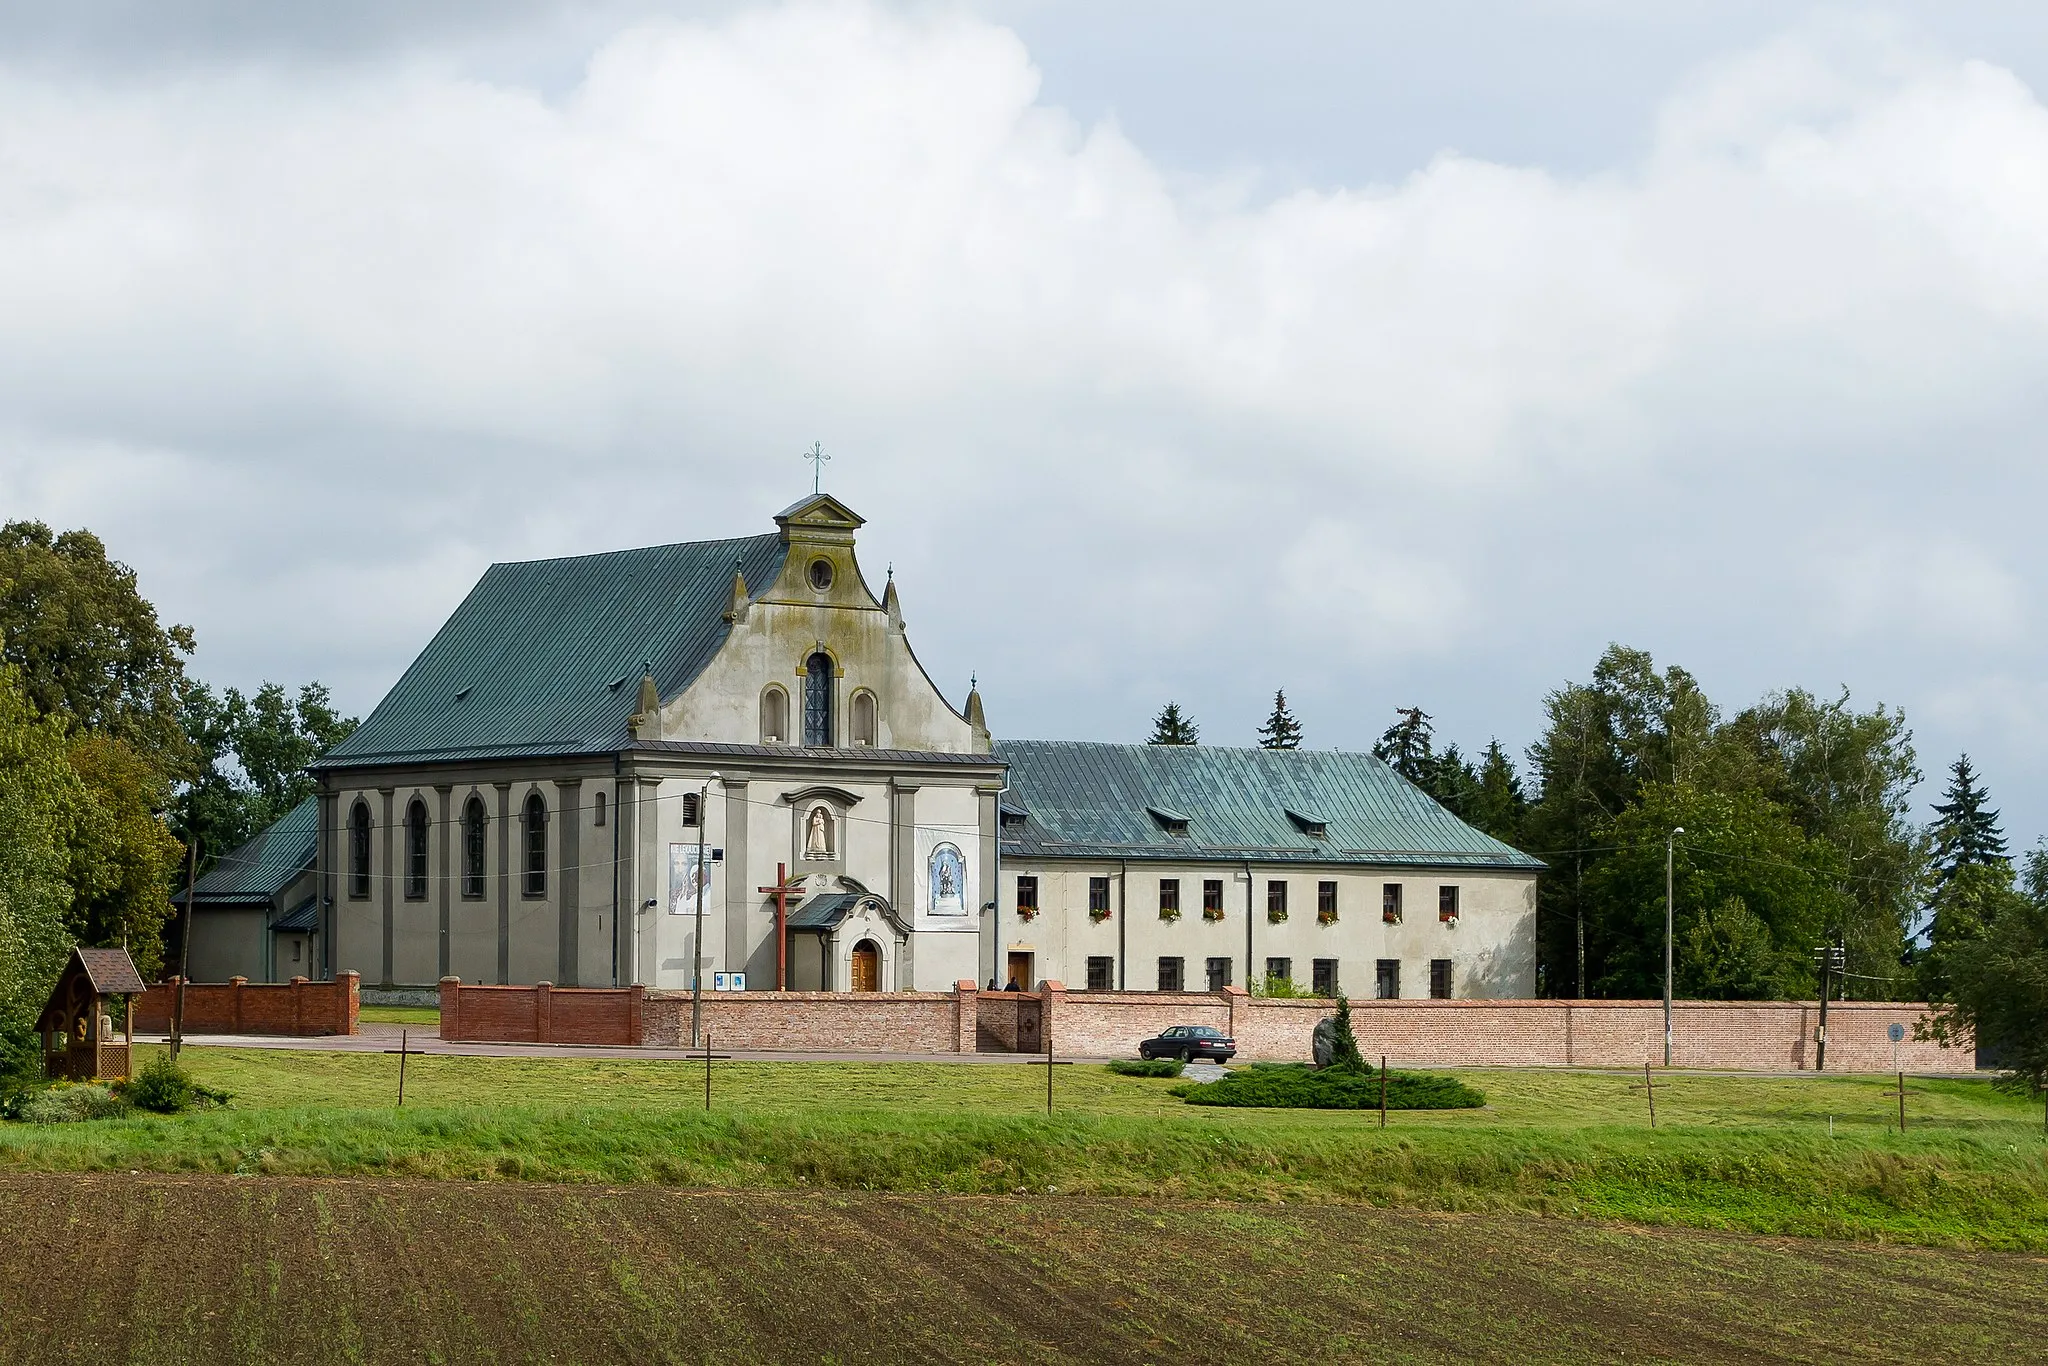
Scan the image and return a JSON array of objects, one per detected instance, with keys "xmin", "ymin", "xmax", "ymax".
[
  {"xmin": 914, "ymin": 826, "xmax": 976, "ymax": 920},
  {"xmin": 668, "ymin": 843, "xmax": 714, "ymax": 916}
]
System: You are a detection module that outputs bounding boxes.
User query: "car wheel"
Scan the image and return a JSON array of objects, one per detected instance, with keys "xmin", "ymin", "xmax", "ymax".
[{"xmin": 1179, "ymin": 1048, "xmax": 1193, "ymax": 1063}]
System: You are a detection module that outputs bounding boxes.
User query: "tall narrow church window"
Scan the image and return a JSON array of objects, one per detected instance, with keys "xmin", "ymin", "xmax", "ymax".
[
  {"xmin": 803, "ymin": 652, "xmax": 834, "ymax": 746},
  {"xmin": 593, "ymin": 791, "xmax": 606, "ymax": 828},
  {"xmin": 761, "ymin": 685, "xmax": 789, "ymax": 744},
  {"xmin": 850, "ymin": 690, "xmax": 877, "ymax": 747},
  {"xmin": 404, "ymin": 800, "xmax": 429, "ymax": 900},
  {"xmin": 522, "ymin": 793, "xmax": 548, "ymax": 897},
  {"xmin": 348, "ymin": 801, "xmax": 372, "ymax": 898},
  {"xmin": 462, "ymin": 797, "xmax": 486, "ymax": 899}
]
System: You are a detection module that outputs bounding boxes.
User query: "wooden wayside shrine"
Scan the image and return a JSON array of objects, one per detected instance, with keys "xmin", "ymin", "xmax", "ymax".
[{"xmin": 38, "ymin": 946, "xmax": 145, "ymax": 1082}]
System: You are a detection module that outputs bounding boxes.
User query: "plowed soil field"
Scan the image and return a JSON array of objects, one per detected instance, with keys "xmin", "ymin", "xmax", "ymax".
[{"xmin": 2, "ymin": 1175, "xmax": 2043, "ymax": 1364}]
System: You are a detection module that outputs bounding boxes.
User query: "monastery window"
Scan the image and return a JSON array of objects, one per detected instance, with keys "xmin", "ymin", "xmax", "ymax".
[
  {"xmin": 348, "ymin": 801, "xmax": 371, "ymax": 898},
  {"xmin": 1439, "ymin": 886, "xmax": 1460, "ymax": 922},
  {"xmin": 1202, "ymin": 879, "xmax": 1224, "ymax": 918},
  {"xmin": 1265, "ymin": 958, "xmax": 1292, "ymax": 991},
  {"xmin": 1086, "ymin": 956, "xmax": 1115, "ymax": 991},
  {"xmin": 1267, "ymin": 880, "xmax": 1288, "ymax": 922},
  {"xmin": 761, "ymin": 685, "xmax": 789, "ymax": 745},
  {"xmin": 1157, "ymin": 956, "xmax": 1184, "ymax": 992},
  {"xmin": 682, "ymin": 792, "xmax": 701, "ymax": 828},
  {"xmin": 522, "ymin": 793, "xmax": 547, "ymax": 898},
  {"xmin": 850, "ymin": 690, "xmax": 877, "ymax": 747},
  {"xmin": 1312, "ymin": 958, "xmax": 1338, "ymax": 998},
  {"xmin": 593, "ymin": 791, "xmax": 606, "ymax": 828},
  {"xmin": 802, "ymin": 652, "xmax": 834, "ymax": 746},
  {"xmin": 1205, "ymin": 957, "xmax": 1233, "ymax": 991},
  {"xmin": 1158, "ymin": 878, "xmax": 1180, "ymax": 915},
  {"xmin": 461, "ymin": 798, "xmax": 487, "ymax": 899},
  {"xmin": 404, "ymin": 799, "xmax": 429, "ymax": 900},
  {"xmin": 1088, "ymin": 877, "xmax": 1111, "ymax": 914},
  {"xmin": 1376, "ymin": 959, "xmax": 1400, "ymax": 1000},
  {"xmin": 1383, "ymin": 883, "xmax": 1403, "ymax": 924},
  {"xmin": 1317, "ymin": 881, "xmax": 1338, "ymax": 922},
  {"xmin": 1016, "ymin": 876, "xmax": 1038, "ymax": 913},
  {"xmin": 1430, "ymin": 959, "xmax": 1453, "ymax": 999}
]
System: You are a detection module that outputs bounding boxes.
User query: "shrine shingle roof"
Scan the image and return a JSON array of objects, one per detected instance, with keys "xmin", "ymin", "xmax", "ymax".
[
  {"xmin": 996, "ymin": 741, "xmax": 1542, "ymax": 869},
  {"xmin": 317, "ymin": 534, "xmax": 789, "ymax": 768}
]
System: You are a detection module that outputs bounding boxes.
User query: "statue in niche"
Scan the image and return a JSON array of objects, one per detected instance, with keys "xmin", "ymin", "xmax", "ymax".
[
  {"xmin": 928, "ymin": 842, "xmax": 966, "ymax": 915},
  {"xmin": 805, "ymin": 805, "xmax": 834, "ymax": 859}
]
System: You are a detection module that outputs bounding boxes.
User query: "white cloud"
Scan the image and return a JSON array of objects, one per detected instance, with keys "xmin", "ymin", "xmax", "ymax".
[{"xmin": 2, "ymin": 3, "xmax": 2047, "ymax": 826}]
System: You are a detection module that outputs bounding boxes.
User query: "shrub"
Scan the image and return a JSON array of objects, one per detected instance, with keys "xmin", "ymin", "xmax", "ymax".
[
  {"xmin": 1327, "ymin": 996, "xmax": 1366, "ymax": 1074},
  {"xmin": 1181, "ymin": 1063, "xmax": 1484, "ymax": 1111},
  {"xmin": 115, "ymin": 1054, "xmax": 229, "ymax": 1114},
  {"xmin": 8, "ymin": 1082, "xmax": 132, "ymax": 1124},
  {"xmin": 1106, "ymin": 1058, "xmax": 1185, "ymax": 1078}
]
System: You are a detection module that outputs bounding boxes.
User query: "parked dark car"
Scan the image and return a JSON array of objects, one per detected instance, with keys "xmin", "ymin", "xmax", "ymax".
[{"xmin": 1137, "ymin": 1024, "xmax": 1237, "ymax": 1063}]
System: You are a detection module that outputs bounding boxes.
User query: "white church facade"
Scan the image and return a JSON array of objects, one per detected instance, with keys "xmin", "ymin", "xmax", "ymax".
[{"xmin": 182, "ymin": 494, "xmax": 1541, "ymax": 999}]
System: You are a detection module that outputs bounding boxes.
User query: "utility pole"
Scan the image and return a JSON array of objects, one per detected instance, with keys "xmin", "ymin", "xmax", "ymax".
[
  {"xmin": 691, "ymin": 773, "xmax": 721, "ymax": 1048},
  {"xmin": 1664, "ymin": 827, "xmax": 1682, "ymax": 1066},
  {"xmin": 1814, "ymin": 940, "xmax": 1844, "ymax": 1072},
  {"xmin": 172, "ymin": 836, "xmax": 198, "ymax": 1059}
]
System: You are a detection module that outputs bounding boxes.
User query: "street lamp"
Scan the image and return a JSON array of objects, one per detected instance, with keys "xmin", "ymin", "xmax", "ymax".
[
  {"xmin": 692, "ymin": 772, "xmax": 722, "ymax": 1048},
  {"xmin": 1665, "ymin": 826, "xmax": 1683, "ymax": 1067}
]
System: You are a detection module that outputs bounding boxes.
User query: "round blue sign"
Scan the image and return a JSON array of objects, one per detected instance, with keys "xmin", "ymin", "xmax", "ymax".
[{"xmin": 1887, "ymin": 1022, "xmax": 1906, "ymax": 1044}]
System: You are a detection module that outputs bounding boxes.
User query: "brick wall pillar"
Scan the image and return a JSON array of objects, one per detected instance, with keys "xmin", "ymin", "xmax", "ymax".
[
  {"xmin": 339, "ymin": 970, "xmax": 360, "ymax": 1035},
  {"xmin": 440, "ymin": 976, "xmax": 461, "ymax": 1042},
  {"xmin": 1222, "ymin": 984, "xmax": 1249, "ymax": 1040},
  {"xmin": 228, "ymin": 976, "xmax": 247, "ymax": 1033},
  {"xmin": 289, "ymin": 976, "xmax": 306, "ymax": 1035},
  {"xmin": 536, "ymin": 981, "xmax": 553, "ymax": 1044},
  {"xmin": 953, "ymin": 980, "xmax": 978, "ymax": 1054},
  {"xmin": 628, "ymin": 984, "xmax": 645, "ymax": 1046},
  {"xmin": 1040, "ymin": 980, "xmax": 1065, "ymax": 1055}
]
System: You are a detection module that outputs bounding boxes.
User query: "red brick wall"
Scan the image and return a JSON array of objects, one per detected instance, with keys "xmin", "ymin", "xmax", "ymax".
[
  {"xmin": 640, "ymin": 989, "xmax": 965, "ymax": 1052},
  {"xmin": 438, "ymin": 979, "xmax": 643, "ymax": 1045},
  {"xmin": 134, "ymin": 973, "xmax": 359, "ymax": 1037}
]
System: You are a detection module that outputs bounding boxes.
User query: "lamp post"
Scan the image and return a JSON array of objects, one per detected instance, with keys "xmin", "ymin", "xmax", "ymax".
[
  {"xmin": 691, "ymin": 772, "xmax": 721, "ymax": 1048},
  {"xmin": 1665, "ymin": 826, "xmax": 1683, "ymax": 1067}
]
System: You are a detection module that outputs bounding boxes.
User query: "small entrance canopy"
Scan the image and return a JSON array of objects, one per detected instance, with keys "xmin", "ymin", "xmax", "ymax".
[{"xmin": 37, "ymin": 946, "xmax": 145, "ymax": 1082}]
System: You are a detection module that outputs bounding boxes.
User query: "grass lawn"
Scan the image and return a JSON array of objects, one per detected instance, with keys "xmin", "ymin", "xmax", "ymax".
[
  {"xmin": 355, "ymin": 1004, "xmax": 439, "ymax": 1027},
  {"xmin": 4, "ymin": 1046, "xmax": 2045, "ymax": 1250},
  {"xmin": 8, "ymin": 1174, "xmax": 2048, "ymax": 1364}
]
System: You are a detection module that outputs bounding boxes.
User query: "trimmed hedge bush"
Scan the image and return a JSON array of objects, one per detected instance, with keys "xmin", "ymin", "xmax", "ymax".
[
  {"xmin": 1106, "ymin": 1058, "xmax": 1186, "ymax": 1078},
  {"xmin": 1179, "ymin": 1062, "xmax": 1484, "ymax": 1111}
]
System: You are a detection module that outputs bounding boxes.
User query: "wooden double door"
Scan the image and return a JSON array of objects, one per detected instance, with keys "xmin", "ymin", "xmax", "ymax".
[{"xmin": 850, "ymin": 941, "xmax": 881, "ymax": 992}]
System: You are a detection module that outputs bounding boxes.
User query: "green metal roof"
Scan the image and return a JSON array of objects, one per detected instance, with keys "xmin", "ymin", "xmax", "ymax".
[
  {"xmin": 319, "ymin": 534, "xmax": 787, "ymax": 767},
  {"xmin": 786, "ymin": 892, "xmax": 858, "ymax": 931},
  {"xmin": 183, "ymin": 795, "xmax": 319, "ymax": 904},
  {"xmin": 996, "ymin": 741, "xmax": 1543, "ymax": 870}
]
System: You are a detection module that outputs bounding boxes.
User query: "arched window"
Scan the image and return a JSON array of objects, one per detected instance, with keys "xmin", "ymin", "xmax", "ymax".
[
  {"xmin": 348, "ymin": 801, "xmax": 372, "ymax": 898},
  {"xmin": 802, "ymin": 652, "xmax": 834, "ymax": 746},
  {"xmin": 404, "ymin": 799, "xmax": 429, "ymax": 900},
  {"xmin": 462, "ymin": 797, "xmax": 487, "ymax": 899},
  {"xmin": 593, "ymin": 790, "xmax": 607, "ymax": 828},
  {"xmin": 522, "ymin": 792, "xmax": 548, "ymax": 897},
  {"xmin": 850, "ymin": 690, "xmax": 877, "ymax": 747},
  {"xmin": 761, "ymin": 685, "xmax": 789, "ymax": 744}
]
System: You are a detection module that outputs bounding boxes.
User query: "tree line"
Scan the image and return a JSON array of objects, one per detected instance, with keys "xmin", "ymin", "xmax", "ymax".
[
  {"xmin": 0, "ymin": 521, "xmax": 353, "ymax": 1073},
  {"xmin": 1150, "ymin": 651, "xmax": 2045, "ymax": 1094}
]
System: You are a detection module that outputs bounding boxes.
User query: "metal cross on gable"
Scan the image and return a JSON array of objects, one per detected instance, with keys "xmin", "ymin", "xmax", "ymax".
[{"xmin": 803, "ymin": 441, "xmax": 830, "ymax": 495}]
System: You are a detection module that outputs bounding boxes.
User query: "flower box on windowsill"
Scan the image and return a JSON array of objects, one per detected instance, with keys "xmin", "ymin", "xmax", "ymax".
[
  {"xmin": 1439, "ymin": 911, "xmax": 1458, "ymax": 926},
  {"xmin": 1202, "ymin": 908, "xmax": 1225, "ymax": 922},
  {"xmin": 1267, "ymin": 909, "xmax": 1288, "ymax": 925},
  {"xmin": 1383, "ymin": 910, "xmax": 1402, "ymax": 925},
  {"xmin": 1159, "ymin": 908, "xmax": 1182, "ymax": 923},
  {"xmin": 1016, "ymin": 906, "xmax": 1038, "ymax": 922},
  {"xmin": 1318, "ymin": 910, "xmax": 1338, "ymax": 927},
  {"xmin": 1089, "ymin": 908, "xmax": 1112, "ymax": 923}
]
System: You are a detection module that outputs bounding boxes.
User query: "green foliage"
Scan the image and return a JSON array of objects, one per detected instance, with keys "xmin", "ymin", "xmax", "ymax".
[
  {"xmin": 1930, "ymin": 755, "xmax": 2008, "ymax": 886},
  {"xmin": 1256, "ymin": 689, "xmax": 1302, "ymax": 749},
  {"xmin": 5, "ymin": 1082, "xmax": 131, "ymax": 1124},
  {"xmin": 63, "ymin": 732, "xmax": 182, "ymax": 979},
  {"xmin": 1681, "ymin": 897, "xmax": 1795, "ymax": 1000},
  {"xmin": 1147, "ymin": 702, "xmax": 1199, "ymax": 746},
  {"xmin": 0, "ymin": 665, "xmax": 89, "ymax": 1072},
  {"xmin": 1251, "ymin": 973, "xmax": 1309, "ymax": 998},
  {"xmin": 1181, "ymin": 1063, "xmax": 1485, "ymax": 1110},
  {"xmin": 1921, "ymin": 879, "xmax": 2048, "ymax": 1097},
  {"xmin": 0, "ymin": 521, "xmax": 199, "ymax": 777},
  {"xmin": 176, "ymin": 680, "xmax": 357, "ymax": 872},
  {"xmin": 1919, "ymin": 861, "xmax": 2036, "ymax": 1011},
  {"xmin": 1105, "ymin": 1058, "xmax": 1184, "ymax": 1078},
  {"xmin": 1326, "ymin": 996, "xmax": 1365, "ymax": 1074},
  {"xmin": 1372, "ymin": 706, "xmax": 1434, "ymax": 782},
  {"xmin": 116, "ymin": 1053, "xmax": 228, "ymax": 1114}
]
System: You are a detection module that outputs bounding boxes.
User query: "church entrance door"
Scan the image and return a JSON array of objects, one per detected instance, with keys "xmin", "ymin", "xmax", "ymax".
[{"xmin": 850, "ymin": 940, "xmax": 881, "ymax": 992}]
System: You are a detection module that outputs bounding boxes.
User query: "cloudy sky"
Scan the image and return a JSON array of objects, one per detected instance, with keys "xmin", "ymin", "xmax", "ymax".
[{"xmin": 3, "ymin": 1, "xmax": 2046, "ymax": 843}]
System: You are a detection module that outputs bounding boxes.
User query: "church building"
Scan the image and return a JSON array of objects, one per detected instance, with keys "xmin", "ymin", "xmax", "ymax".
[{"xmin": 180, "ymin": 495, "xmax": 1540, "ymax": 999}]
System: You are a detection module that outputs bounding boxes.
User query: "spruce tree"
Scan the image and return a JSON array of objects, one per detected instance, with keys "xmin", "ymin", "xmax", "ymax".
[
  {"xmin": 1372, "ymin": 706, "xmax": 1434, "ymax": 783},
  {"xmin": 1257, "ymin": 689, "xmax": 1303, "ymax": 750},
  {"xmin": 1148, "ymin": 702, "xmax": 1199, "ymax": 746},
  {"xmin": 1328, "ymin": 995, "xmax": 1366, "ymax": 1074},
  {"xmin": 1931, "ymin": 755, "xmax": 2008, "ymax": 884}
]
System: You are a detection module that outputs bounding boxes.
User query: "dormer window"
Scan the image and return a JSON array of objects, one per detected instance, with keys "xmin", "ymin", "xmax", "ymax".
[
  {"xmin": 1147, "ymin": 805, "xmax": 1190, "ymax": 838},
  {"xmin": 1285, "ymin": 809, "xmax": 1327, "ymax": 840}
]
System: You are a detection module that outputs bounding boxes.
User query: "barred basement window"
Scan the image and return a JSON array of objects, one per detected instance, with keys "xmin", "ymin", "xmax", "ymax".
[
  {"xmin": 1087, "ymin": 956, "xmax": 1115, "ymax": 991},
  {"xmin": 1312, "ymin": 958, "xmax": 1338, "ymax": 997},
  {"xmin": 1430, "ymin": 959, "xmax": 1453, "ymax": 999},
  {"xmin": 348, "ymin": 801, "xmax": 372, "ymax": 898},
  {"xmin": 461, "ymin": 797, "xmax": 487, "ymax": 899},
  {"xmin": 404, "ymin": 799, "xmax": 429, "ymax": 900},
  {"xmin": 1265, "ymin": 957, "xmax": 1292, "ymax": 988},
  {"xmin": 1206, "ymin": 957, "xmax": 1233, "ymax": 991},
  {"xmin": 1158, "ymin": 956, "xmax": 1185, "ymax": 992},
  {"xmin": 1376, "ymin": 959, "xmax": 1401, "ymax": 1000}
]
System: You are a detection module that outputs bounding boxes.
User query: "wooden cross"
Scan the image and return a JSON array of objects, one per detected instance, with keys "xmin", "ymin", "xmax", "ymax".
[
  {"xmin": 1630, "ymin": 1060, "xmax": 1665, "ymax": 1129},
  {"xmin": 698, "ymin": 1030, "xmax": 731, "ymax": 1110},
  {"xmin": 758, "ymin": 863, "xmax": 806, "ymax": 990},
  {"xmin": 1024, "ymin": 1031, "xmax": 1073, "ymax": 1113},
  {"xmin": 803, "ymin": 441, "xmax": 830, "ymax": 494},
  {"xmin": 383, "ymin": 1029, "xmax": 429, "ymax": 1107},
  {"xmin": 1880, "ymin": 1071, "xmax": 1922, "ymax": 1132}
]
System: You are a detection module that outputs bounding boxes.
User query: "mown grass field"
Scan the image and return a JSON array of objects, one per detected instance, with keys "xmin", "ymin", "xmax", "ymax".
[
  {"xmin": 6, "ymin": 1174, "xmax": 2047, "ymax": 1365},
  {"xmin": 3, "ymin": 1046, "xmax": 2045, "ymax": 1250}
]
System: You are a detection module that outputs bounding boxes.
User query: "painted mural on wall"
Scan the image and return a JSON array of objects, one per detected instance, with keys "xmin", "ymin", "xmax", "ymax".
[
  {"xmin": 668, "ymin": 844, "xmax": 714, "ymax": 916},
  {"xmin": 914, "ymin": 826, "xmax": 976, "ymax": 921}
]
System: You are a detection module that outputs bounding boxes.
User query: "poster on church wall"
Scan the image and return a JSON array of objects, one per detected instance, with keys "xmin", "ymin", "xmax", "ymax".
[
  {"xmin": 914, "ymin": 826, "xmax": 976, "ymax": 920},
  {"xmin": 668, "ymin": 843, "xmax": 714, "ymax": 916}
]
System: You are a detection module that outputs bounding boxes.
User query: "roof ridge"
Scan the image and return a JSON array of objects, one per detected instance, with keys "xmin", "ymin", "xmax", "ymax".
[{"xmin": 484, "ymin": 531, "xmax": 780, "ymax": 572}]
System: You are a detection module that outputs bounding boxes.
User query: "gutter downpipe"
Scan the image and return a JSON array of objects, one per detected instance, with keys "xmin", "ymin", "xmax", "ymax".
[
  {"xmin": 1244, "ymin": 859, "xmax": 1255, "ymax": 991},
  {"xmin": 610, "ymin": 753, "xmax": 622, "ymax": 987},
  {"xmin": 992, "ymin": 766, "xmax": 1009, "ymax": 990},
  {"xmin": 1118, "ymin": 859, "xmax": 1127, "ymax": 989}
]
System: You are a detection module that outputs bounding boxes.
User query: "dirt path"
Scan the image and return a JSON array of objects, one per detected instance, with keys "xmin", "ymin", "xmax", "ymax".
[{"xmin": 1, "ymin": 1176, "xmax": 2041, "ymax": 1364}]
